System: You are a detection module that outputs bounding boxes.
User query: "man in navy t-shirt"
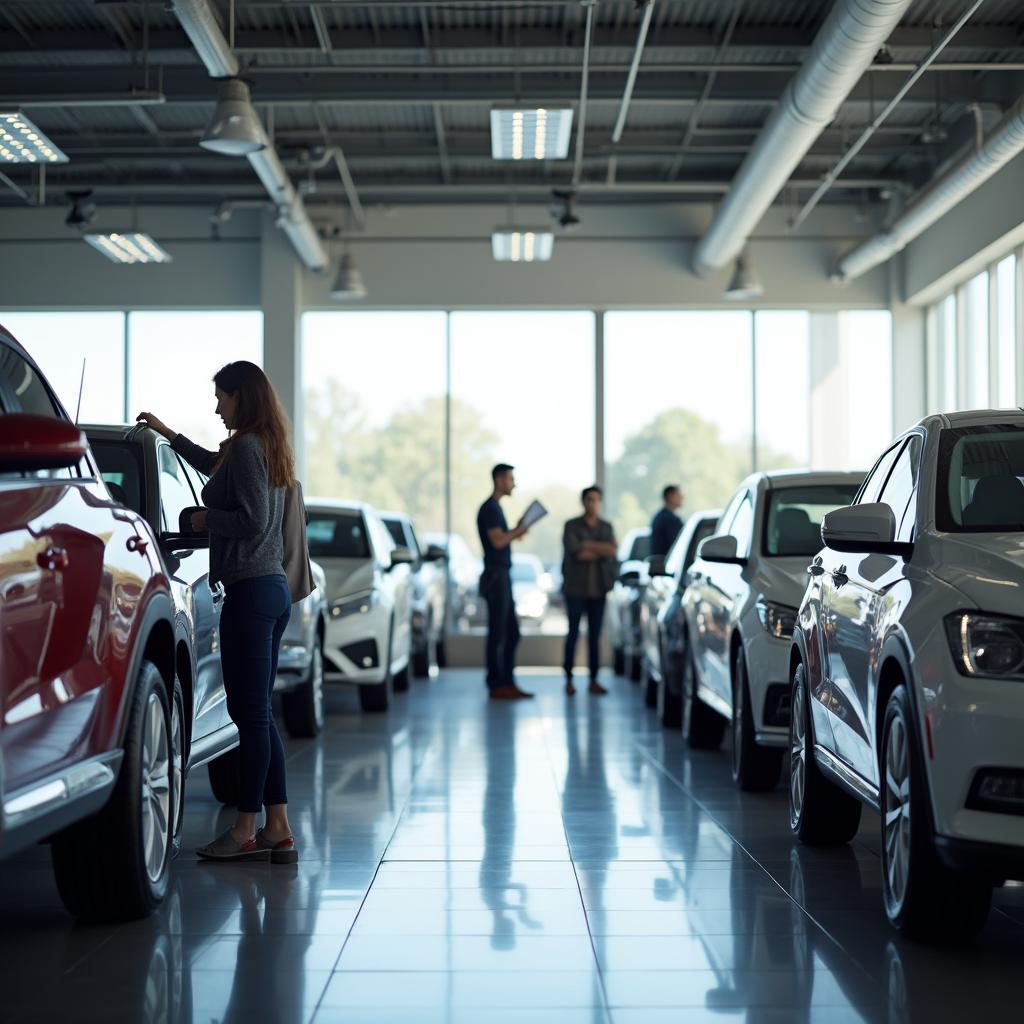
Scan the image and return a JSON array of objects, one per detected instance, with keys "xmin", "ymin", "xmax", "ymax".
[
  {"xmin": 650, "ymin": 484, "xmax": 684, "ymax": 557},
  {"xmin": 477, "ymin": 463, "xmax": 532, "ymax": 700}
]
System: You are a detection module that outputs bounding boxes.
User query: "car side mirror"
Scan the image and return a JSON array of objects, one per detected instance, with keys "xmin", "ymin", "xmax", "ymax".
[
  {"xmin": 646, "ymin": 554, "xmax": 669, "ymax": 577},
  {"xmin": 698, "ymin": 534, "xmax": 745, "ymax": 565},
  {"xmin": 424, "ymin": 544, "xmax": 447, "ymax": 563},
  {"xmin": 0, "ymin": 413, "xmax": 87, "ymax": 472},
  {"xmin": 821, "ymin": 502, "xmax": 911, "ymax": 557},
  {"xmin": 390, "ymin": 546, "xmax": 415, "ymax": 569}
]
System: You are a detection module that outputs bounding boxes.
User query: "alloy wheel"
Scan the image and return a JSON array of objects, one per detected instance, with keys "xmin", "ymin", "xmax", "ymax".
[
  {"xmin": 883, "ymin": 714, "xmax": 912, "ymax": 911},
  {"xmin": 141, "ymin": 691, "xmax": 171, "ymax": 883},
  {"xmin": 789, "ymin": 680, "xmax": 806, "ymax": 830}
]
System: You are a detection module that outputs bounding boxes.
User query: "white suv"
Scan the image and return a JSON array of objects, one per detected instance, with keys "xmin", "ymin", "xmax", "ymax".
[
  {"xmin": 790, "ymin": 411, "xmax": 1024, "ymax": 939},
  {"xmin": 681, "ymin": 471, "xmax": 862, "ymax": 790},
  {"xmin": 306, "ymin": 500, "xmax": 414, "ymax": 713}
]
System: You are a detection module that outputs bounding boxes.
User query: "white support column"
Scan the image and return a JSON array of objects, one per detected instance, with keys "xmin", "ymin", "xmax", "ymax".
[
  {"xmin": 595, "ymin": 310, "xmax": 605, "ymax": 490},
  {"xmin": 260, "ymin": 211, "xmax": 305, "ymax": 479},
  {"xmin": 890, "ymin": 258, "xmax": 927, "ymax": 433}
]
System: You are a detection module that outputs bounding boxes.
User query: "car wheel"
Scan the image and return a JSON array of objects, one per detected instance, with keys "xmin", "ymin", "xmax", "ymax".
[
  {"xmin": 730, "ymin": 647, "xmax": 783, "ymax": 792},
  {"xmin": 788, "ymin": 662, "xmax": 862, "ymax": 844},
  {"xmin": 51, "ymin": 660, "xmax": 172, "ymax": 921},
  {"xmin": 207, "ymin": 745, "xmax": 241, "ymax": 806},
  {"xmin": 657, "ymin": 637, "xmax": 682, "ymax": 729},
  {"xmin": 412, "ymin": 617, "xmax": 436, "ymax": 678},
  {"xmin": 613, "ymin": 646, "xmax": 625, "ymax": 676},
  {"xmin": 170, "ymin": 676, "xmax": 186, "ymax": 857},
  {"xmin": 436, "ymin": 634, "xmax": 448, "ymax": 669},
  {"xmin": 628, "ymin": 646, "xmax": 643, "ymax": 683},
  {"xmin": 282, "ymin": 638, "xmax": 325, "ymax": 738},
  {"xmin": 360, "ymin": 627, "xmax": 394, "ymax": 713},
  {"xmin": 642, "ymin": 657, "xmax": 658, "ymax": 708},
  {"xmin": 682, "ymin": 634, "xmax": 725, "ymax": 750},
  {"xmin": 880, "ymin": 685, "xmax": 991, "ymax": 940}
]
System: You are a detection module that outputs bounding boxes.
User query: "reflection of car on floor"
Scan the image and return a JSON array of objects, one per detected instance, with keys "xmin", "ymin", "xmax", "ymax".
[
  {"xmin": 638, "ymin": 508, "xmax": 721, "ymax": 724},
  {"xmin": 511, "ymin": 552, "xmax": 549, "ymax": 626},
  {"xmin": 306, "ymin": 499, "xmax": 414, "ymax": 712},
  {"xmin": 681, "ymin": 471, "xmax": 861, "ymax": 791},
  {"xmin": 790, "ymin": 412, "xmax": 1024, "ymax": 940},
  {"xmin": 0, "ymin": 326, "xmax": 177, "ymax": 921},
  {"xmin": 381, "ymin": 511, "xmax": 448, "ymax": 676},
  {"xmin": 425, "ymin": 531, "xmax": 485, "ymax": 631},
  {"xmin": 608, "ymin": 527, "xmax": 651, "ymax": 680}
]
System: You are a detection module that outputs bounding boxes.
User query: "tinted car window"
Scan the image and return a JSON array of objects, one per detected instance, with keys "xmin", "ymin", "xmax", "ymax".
[
  {"xmin": 681, "ymin": 516, "xmax": 718, "ymax": 575},
  {"xmin": 158, "ymin": 445, "xmax": 198, "ymax": 534},
  {"xmin": 91, "ymin": 441, "xmax": 145, "ymax": 515},
  {"xmin": 307, "ymin": 511, "xmax": 371, "ymax": 558},
  {"xmin": 858, "ymin": 442, "xmax": 903, "ymax": 506},
  {"xmin": 878, "ymin": 436, "xmax": 922, "ymax": 542},
  {"xmin": 937, "ymin": 424, "xmax": 1024, "ymax": 532},
  {"xmin": 0, "ymin": 344, "xmax": 62, "ymax": 419},
  {"xmin": 628, "ymin": 533, "xmax": 650, "ymax": 560},
  {"xmin": 763, "ymin": 484, "xmax": 860, "ymax": 557},
  {"xmin": 383, "ymin": 519, "xmax": 406, "ymax": 548}
]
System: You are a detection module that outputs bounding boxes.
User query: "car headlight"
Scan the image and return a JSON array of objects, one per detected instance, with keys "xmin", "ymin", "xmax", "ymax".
[
  {"xmin": 945, "ymin": 612, "xmax": 1024, "ymax": 678},
  {"xmin": 330, "ymin": 591, "xmax": 376, "ymax": 619},
  {"xmin": 755, "ymin": 597, "xmax": 797, "ymax": 640}
]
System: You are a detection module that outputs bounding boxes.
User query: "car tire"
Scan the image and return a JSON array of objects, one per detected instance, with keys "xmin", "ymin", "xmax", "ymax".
[
  {"xmin": 730, "ymin": 647, "xmax": 783, "ymax": 792},
  {"xmin": 789, "ymin": 662, "xmax": 862, "ymax": 845},
  {"xmin": 282, "ymin": 639, "xmax": 325, "ymax": 738},
  {"xmin": 51, "ymin": 660, "xmax": 172, "ymax": 922},
  {"xmin": 657, "ymin": 637, "xmax": 682, "ymax": 729},
  {"xmin": 642, "ymin": 657, "xmax": 658, "ymax": 708},
  {"xmin": 170, "ymin": 675, "xmax": 186, "ymax": 857},
  {"xmin": 412, "ymin": 617, "xmax": 435, "ymax": 678},
  {"xmin": 629, "ymin": 647, "xmax": 643, "ymax": 683},
  {"xmin": 880, "ymin": 685, "xmax": 991, "ymax": 940},
  {"xmin": 360, "ymin": 627, "xmax": 394, "ymax": 713},
  {"xmin": 436, "ymin": 634, "xmax": 448, "ymax": 669},
  {"xmin": 682, "ymin": 634, "xmax": 725, "ymax": 750},
  {"xmin": 613, "ymin": 646, "xmax": 625, "ymax": 676},
  {"xmin": 207, "ymin": 745, "xmax": 241, "ymax": 807}
]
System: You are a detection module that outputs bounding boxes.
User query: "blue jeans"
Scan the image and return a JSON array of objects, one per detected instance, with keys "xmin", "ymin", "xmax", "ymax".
[
  {"xmin": 481, "ymin": 567, "xmax": 520, "ymax": 689},
  {"xmin": 563, "ymin": 596, "xmax": 607, "ymax": 681},
  {"xmin": 219, "ymin": 574, "xmax": 291, "ymax": 813}
]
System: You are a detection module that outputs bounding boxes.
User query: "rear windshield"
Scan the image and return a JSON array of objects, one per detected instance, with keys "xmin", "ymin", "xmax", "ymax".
[
  {"xmin": 938, "ymin": 425, "xmax": 1024, "ymax": 532},
  {"xmin": 763, "ymin": 484, "xmax": 860, "ymax": 557},
  {"xmin": 91, "ymin": 441, "xmax": 144, "ymax": 517},
  {"xmin": 307, "ymin": 511, "xmax": 371, "ymax": 559}
]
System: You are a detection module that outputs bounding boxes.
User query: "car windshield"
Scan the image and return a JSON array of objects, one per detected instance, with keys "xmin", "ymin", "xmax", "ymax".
[
  {"xmin": 90, "ymin": 440, "xmax": 144, "ymax": 516},
  {"xmin": 763, "ymin": 484, "xmax": 860, "ymax": 557},
  {"xmin": 628, "ymin": 533, "xmax": 650, "ymax": 560},
  {"xmin": 307, "ymin": 511, "xmax": 371, "ymax": 558},
  {"xmin": 511, "ymin": 561, "xmax": 538, "ymax": 583},
  {"xmin": 938, "ymin": 425, "xmax": 1024, "ymax": 532}
]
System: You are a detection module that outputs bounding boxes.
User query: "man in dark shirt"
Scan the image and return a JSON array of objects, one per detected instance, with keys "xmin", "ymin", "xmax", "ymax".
[
  {"xmin": 477, "ymin": 463, "xmax": 532, "ymax": 700},
  {"xmin": 650, "ymin": 484, "xmax": 684, "ymax": 557}
]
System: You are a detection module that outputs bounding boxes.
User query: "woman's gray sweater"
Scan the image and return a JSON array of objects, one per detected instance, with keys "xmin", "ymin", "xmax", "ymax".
[{"xmin": 172, "ymin": 432, "xmax": 285, "ymax": 588}]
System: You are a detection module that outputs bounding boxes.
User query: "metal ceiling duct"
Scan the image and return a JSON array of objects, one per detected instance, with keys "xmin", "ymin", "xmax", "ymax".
[
  {"xmin": 691, "ymin": 0, "xmax": 914, "ymax": 277},
  {"xmin": 835, "ymin": 96, "xmax": 1024, "ymax": 281},
  {"xmin": 171, "ymin": 0, "xmax": 327, "ymax": 271}
]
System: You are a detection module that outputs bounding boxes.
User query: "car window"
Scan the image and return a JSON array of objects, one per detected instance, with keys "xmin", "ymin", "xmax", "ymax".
[
  {"xmin": 511, "ymin": 559, "xmax": 538, "ymax": 583},
  {"xmin": 307, "ymin": 511, "xmax": 372, "ymax": 559},
  {"xmin": 858, "ymin": 442, "xmax": 903, "ymax": 506},
  {"xmin": 665, "ymin": 530, "xmax": 687, "ymax": 577},
  {"xmin": 877, "ymin": 436, "xmax": 922, "ymax": 542},
  {"xmin": 681, "ymin": 516, "xmax": 718, "ymax": 575},
  {"xmin": 179, "ymin": 460, "xmax": 208, "ymax": 505},
  {"xmin": 0, "ymin": 343, "xmax": 62, "ymax": 419},
  {"xmin": 91, "ymin": 441, "xmax": 145, "ymax": 515},
  {"xmin": 763, "ymin": 484, "xmax": 860, "ymax": 557},
  {"xmin": 158, "ymin": 445, "xmax": 198, "ymax": 533},
  {"xmin": 406, "ymin": 524, "xmax": 423, "ymax": 560},
  {"xmin": 936, "ymin": 425, "xmax": 1024, "ymax": 532},
  {"xmin": 727, "ymin": 492, "xmax": 755, "ymax": 557},
  {"xmin": 383, "ymin": 519, "xmax": 406, "ymax": 548},
  {"xmin": 625, "ymin": 532, "xmax": 650, "ymax": 561},
  {"xmin": 367, "ymin": 513, "xmax": 396, "ymax": 566}
]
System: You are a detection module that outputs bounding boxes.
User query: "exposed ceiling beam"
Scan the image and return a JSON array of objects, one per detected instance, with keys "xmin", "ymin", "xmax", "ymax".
[
  {"xmin": 308, "ymin": 4, "xmax": 332, "ymax": 52},
  {"xmin": 432, "ymin": 103, "xmax": 451, "ymax": 184}
]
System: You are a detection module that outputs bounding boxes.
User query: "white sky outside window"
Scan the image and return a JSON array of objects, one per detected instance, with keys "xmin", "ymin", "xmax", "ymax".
[
  {"xmin": 964, "ymin": 272, "xmax": 989, "ymax": 409},
  {"xmin": 839, "ymin": 310, "xmax": 893, "ymax": 470},
  {"xmin": 1, "ymin": 311, "xmax": 125, "ymax": 422},
  {"xmin": 128, "ymin": 311, "xmax": 262, "ymax": 449},
  {"xmin": 754, "ymin": 311, "xmax": 810, "ymax": 468},
  {"xmin": 997, "ymin": 255, "xmax": 1016, "ymax": 407},
  {"xmin": 940, "ymin": 294, "xmax": 957, "ymax": 411}
]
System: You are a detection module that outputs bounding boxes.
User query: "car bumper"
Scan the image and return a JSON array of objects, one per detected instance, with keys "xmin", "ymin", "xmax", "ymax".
[
  {"xmin": 323, "ymin": 605, "xmax": 390, "ymax": 684},
  {"xmin": 274, "ymin": 641, "xmax": 312, "ymax": 692},
  {"xmin": 742, "ymin": 626, "xmax": 793, "ymax": 743},
  {"xmin": 934, "ymin": 835, "xmax": 1024, "ymax": 878}
]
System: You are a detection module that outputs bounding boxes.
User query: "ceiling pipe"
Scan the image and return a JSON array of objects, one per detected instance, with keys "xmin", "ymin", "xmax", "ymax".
[
  {"xmin": 611, "ymin": 0, "xmax": 656, "ymax": 144},
  {"xmin": 170, "ymin": 0, "xmax": 327, "ymax": 270},
  {"xmin": 691, "ymin": 0, "xmax": 914, "ymax": 277},
  {"xmin": 571, "ymin": 1, "xmax": 596, "ymax": 187},
  {"xmin": 834, "ymin": 94, "xmax": 1024, "ymax": 282}
]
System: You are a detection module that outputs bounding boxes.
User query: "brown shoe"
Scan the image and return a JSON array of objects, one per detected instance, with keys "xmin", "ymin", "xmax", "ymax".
[
  {"xmin": 589, "ymin": 680, "xmax": 608, "ymax": 695},
  {"xmin": 489, "ymin": 685, "xmax": 521, "ymax": 701},
  {"xmin": 565, "ymin": 678, "xmax": 577, "ymax": 696},
  {"xmin": 512, "ymin": 685, "xmax": 535, "ymax": 699}
]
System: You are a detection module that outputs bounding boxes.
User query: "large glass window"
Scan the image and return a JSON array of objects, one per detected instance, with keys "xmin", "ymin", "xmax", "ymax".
[
  {"xmin": 938, "ymin": 294, "xmax": 958, "ymax": 411},
  {"xmin": 302, "ymin": 312, "xmax": 447, "ymax": 537},
  {"xmin": 128, "ymin": 311, "xmax": 262, "ymax": 449},
  {"xmin": 837, "ymin": 310, "xmax": 893, "ymax": 470},
  {"xmin": 755, "ymin": 311, "xmax": 810, "ymax": 469},
  {"xmin": 996, "ymin": 255, "xmax": 1017, "ymax": 407},
  {"xmin": 0, "ymin": 312, "xmax": 125, "ymax": 423},
  {"xmin": 963, "ymin": 272, "xmax": 989, "ymax": 409},
  {"xmin": 604, "ymin": 311, "xmax": 754, "ymax": 537}
]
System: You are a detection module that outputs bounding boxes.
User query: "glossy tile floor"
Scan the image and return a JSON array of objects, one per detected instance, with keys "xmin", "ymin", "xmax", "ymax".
[{"xmin": 4, "ymin": 668, "xmax": 1024, "ymax": 1023}]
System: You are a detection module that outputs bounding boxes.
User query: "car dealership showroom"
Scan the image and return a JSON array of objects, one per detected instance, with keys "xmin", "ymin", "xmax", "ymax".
[{"xmin": 7, "ymin": 0, "xmax": 1024, "ymax": 1021}]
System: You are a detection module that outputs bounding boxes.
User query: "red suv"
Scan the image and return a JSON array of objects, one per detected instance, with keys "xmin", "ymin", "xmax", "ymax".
[{"xmin": 0, "ymin": 326, "xmax": 177, "ymax": 921}]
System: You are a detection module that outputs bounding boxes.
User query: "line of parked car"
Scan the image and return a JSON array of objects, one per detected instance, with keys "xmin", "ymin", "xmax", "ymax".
[
  {"xmin": 623, "ymin": 425, "xmax": 1024, "ymax": 941},
  {"xmin": 0, "ymin": 324, "xmax": 448, "ymax": 923}
]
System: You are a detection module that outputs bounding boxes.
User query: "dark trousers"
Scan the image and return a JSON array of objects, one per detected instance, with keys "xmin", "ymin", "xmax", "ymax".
[
  {"xmin": 219, "ymin": 574, "xmax": 292, "ymax": 813},
  {"xmin": 563, "ymin": 595, "xmax": 607, "ymax": 680},
  {"xmin": 482, "ymin": 567, "xmax": 520, "ymax": 689}
]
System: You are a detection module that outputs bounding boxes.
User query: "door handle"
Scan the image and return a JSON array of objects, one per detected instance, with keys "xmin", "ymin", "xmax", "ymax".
[{"xmin": 37, "ymin": 546, "xmax": 68, "ymax": 571}]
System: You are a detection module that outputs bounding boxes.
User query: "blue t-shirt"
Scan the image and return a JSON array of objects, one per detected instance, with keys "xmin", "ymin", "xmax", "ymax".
[
  {"xmin": 650, "ymin": 507, "xmax": 682, "ymax": 558},
  {"xmin": 478, "ymin": 497, "xmax": 511, "ymax": 569}
]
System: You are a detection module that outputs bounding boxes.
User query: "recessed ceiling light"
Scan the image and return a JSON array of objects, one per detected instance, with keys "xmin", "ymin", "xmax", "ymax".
[
  {"xmin": 0, "ymin": 113, "xmax": 68, "ymax": 164},
  {"xmin": 490, "ymin": 108, "xmax": 573, "ymax": 160},
  {"xmin": 83, "ymin": 232, "xmax": 173, "ymax": 265},
  {"xmin": 491, "ymin": 229, "xmax": 554, "ymax": 262}
]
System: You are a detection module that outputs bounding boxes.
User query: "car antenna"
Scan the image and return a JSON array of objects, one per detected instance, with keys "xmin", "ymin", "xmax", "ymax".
[{"xmin": 74, "ymin": 359, "xmax": 86, "ymax": 424}]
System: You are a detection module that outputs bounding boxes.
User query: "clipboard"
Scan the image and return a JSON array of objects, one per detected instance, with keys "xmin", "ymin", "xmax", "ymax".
[{"xmin": 520, "ymin": 499, "xmax": 548, "ymax": 529}]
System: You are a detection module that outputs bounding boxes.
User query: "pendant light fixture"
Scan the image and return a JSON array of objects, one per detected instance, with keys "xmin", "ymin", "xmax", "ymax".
[
  {"xmin": 200, "ymin": 78, "xmax": 267, "ymax": 156},
  {"xmin": 724, "ymin": 250, "xmax": 764, "ymax": 300}
]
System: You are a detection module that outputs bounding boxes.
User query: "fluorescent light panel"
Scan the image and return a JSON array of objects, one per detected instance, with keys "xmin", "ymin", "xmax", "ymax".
[
  {"xmin": 83, "ymin": 233, "xmax": 173, "ymax": 265},
  {"xmin": 491, "ymin": 230, "xmax": 554, "ymax": 263},
  {"xmin": 0, "ymin": 113, "xmax": 67, "ymax": 164},
  {"xmin": 490, "ymin": 108, "xmax": 573, "ymax": 160}
]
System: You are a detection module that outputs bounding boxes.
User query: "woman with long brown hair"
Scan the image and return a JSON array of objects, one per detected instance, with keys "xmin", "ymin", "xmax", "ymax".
[{"xmin": 138, "ymin": 360, "xmax": 299, "ymax": 863}]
